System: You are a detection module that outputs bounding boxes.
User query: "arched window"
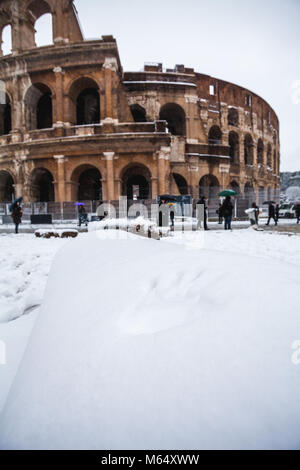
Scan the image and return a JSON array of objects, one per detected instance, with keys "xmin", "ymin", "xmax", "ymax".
[
  {"xmin": 0, "ymin": 171, "xmax": 14, "ymax": 202},
  {"xmin": 0, "ymin": 92, "xmax": 12, "ymax": 135},
  {"xmin": 121, "ymin": 165, "xmax": 152, "ymax": 200},
  {"xmin": 208, "ymin": 126, "xmax": 222, "ymax": 145},
  {"xmin": 78, "ymin": 168, "xmax": 102, "ymax": 201},
  {"xmin": 69, "ymin": 78, "xmax": 100, "ymax": 126},
  {"xmin": 257, "ymin": 139, "xmax": 264, "ymax": 165},
  {"xmin": 159, "ymin": 103, "xmax": 186, "ymax": 136},
  {"xmin": 244, "ymin": 134, "xmax": 254, "ymax": 165},
  {"xmin": 29, "ymin": 168, "xmax": 54, "ymax": 202},
  {"xmin": 28, "ymin": 0, "xmax": 53, "ymax": 47},
  {"xmin": 228, "ymin": 108, "xmax": 239, "ymax": 127},
  {"xmin": 199, "ymin": 174, "xmax": 220, "ymax": 200},
  {"xmin": 25, "ymin": 83, "xmax": 53, "ymax": 130},
  {"xmin": 244, "ymin": 182, "xmax": 254, "ymax": 203},
  {"xmin": 229, "ymin": 132, "xmax": 239, "ymax": 163},
  {"xmin": 1, "ymin": 25, "xmax": 12, "ymax": 55},
  {"xmin": 130, "ymin": 104, "xmax": 147, "ymax": 122}
]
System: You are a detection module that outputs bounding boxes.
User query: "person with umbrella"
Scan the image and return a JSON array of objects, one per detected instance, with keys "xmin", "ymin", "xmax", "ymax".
[
  {"xmin": 75, "ymin": 203, "xmax": 88, "ymax": 227},
  {"xmin": 10, "ymin": 197, "xmax": 23, "ymax": 234},
  {"xmin": 265, "ymin": 201, "xmax": 277, "ymax": 226},
  {"xmin": 220, "ymin": 195, "xmax": 234, "ymax": 230}
]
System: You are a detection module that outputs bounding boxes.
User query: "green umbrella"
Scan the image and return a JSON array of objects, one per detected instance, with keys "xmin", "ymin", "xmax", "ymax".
[{"xmin": 218, "ymin": 190, "xmax": 237, "ymax": 197}]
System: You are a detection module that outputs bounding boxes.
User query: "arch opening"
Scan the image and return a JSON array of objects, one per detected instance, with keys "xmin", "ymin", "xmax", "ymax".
[
  {"xmin": 199, "ymin": 174, "xmax": 220, "ymax": 200},
  {"xmin": 130, "ymin": 104, "xmax": 147, "ymax": 122},
  {"xmin": 229, "ymin": 131, "xmax": 239, "ymax": 163},
  {"xmin": 77, "ymin": 167, "xmax": 102, "ymax": 201},
  {"xmin": 208, "ymin": 126, "xmax": 222, "ymax": 145},
  {"xmin": 1, "ymin": 25, "xmax": 12, "ymax": 55},
  {"xmin": 230, "ymin": 181, "xmax": 240, "ymax": 194},
  {"xmin": 34, "ymin": 13, "xmax": 53, "ymax": 47},
  {"xmin": 244, "ymin": 182, "xmax": 255, "ymax": 204},
  {"xmin": 159, "ymin": 103, "xmax": 186, "ymax": 136},
  {"xmin": 121, "ymin": 165, "xmax": 151, "ymax": 200},
  {"xmin": 172, "ymin": 173, "xmax": 188, "ymax": 195},
  {"xmin": 228, "ymin": 108, "xmax": 239, "ymax": 127},
  {"xmin": 69, "ymin": 78, "xmax": 100, "ymax": 126},
  {"xmin": 25, "ymin": 83, "xmax": 53, "ymax": 130},
  {"xmin": 0, "ymin": 170, "xmax": 14, "ymax": 202},
  {"xmin": 267, "ymin": 144, "xmax": 272, "ymax": 167},
  {"xmin": 29, "ymin": 168, "xmax": 54, "ymax": 202},
  {"xmin": 0, "ymin": 92, "xmax": 12, "ymax": 135},
  {"xmin": 244, "ymin": 134, "xmax": 254, "ymax": 165},
  {"xmin": 257, "ymin": 139, "xmax": 264, "ymax": 165}
]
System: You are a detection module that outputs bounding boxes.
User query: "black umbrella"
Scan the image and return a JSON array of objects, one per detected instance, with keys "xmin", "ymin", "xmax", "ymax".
[
  {"xmin": 158, "ymin": 194, "xmax": 177, "ymax": 202},
  {"xmin": 263, "ymin": 200, "xmax": 276, "ymax": 205},
  {"xmin": 9, "ymin": 197, "xmax": 23, "ymax": 212}
]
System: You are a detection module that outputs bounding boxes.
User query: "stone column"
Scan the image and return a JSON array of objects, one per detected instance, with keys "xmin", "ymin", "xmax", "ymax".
[
  {"xmin": 53, "ymin": 67, "xmax": 64, "ymax": 126},
  {"xmin": 53, "ymin": 155, "xmax": 66, "ymax": 202},
  {"xmin": 102, "ymin": 57, "xmax": 118, "ymax": 120},
  {"xmin": 158, "ymin": 146, "xmax": 171, "ymax": 194},
  {"xmin": 104, "ymin": 152, "xmax": 115, "ymax": 201},
  {"xmin": 151, "ymin": 177, "xmax": 158, "ymax": 199}
]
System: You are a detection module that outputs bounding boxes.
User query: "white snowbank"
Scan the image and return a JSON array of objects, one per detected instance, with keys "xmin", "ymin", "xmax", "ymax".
[
  {"xmin": 0, "ymin": 234, "xmax": 68, "ymax": 323},
  {"xmin": 0, "ymin": 231, "xmax": 300, "ymax": 450}
]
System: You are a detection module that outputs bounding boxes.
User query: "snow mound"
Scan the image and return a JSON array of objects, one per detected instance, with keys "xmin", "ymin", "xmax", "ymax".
[{"xmin": 1, "ymin": 231, "xmax": 300, "ymax": 450}]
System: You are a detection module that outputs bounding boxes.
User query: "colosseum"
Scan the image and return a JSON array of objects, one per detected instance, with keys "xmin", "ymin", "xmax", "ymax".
[{"xmin": 0, "ymin": 0, "xmax": 280, "ymax": 219}]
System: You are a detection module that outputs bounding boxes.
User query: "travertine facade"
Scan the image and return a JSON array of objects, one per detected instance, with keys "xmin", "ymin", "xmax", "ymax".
[{"xmin": 0, "ymin": 0, "xmax": 280, "ymax": 207}]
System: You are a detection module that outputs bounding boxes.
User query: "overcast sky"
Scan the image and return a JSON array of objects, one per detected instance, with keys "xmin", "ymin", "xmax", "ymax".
[{"xmin": 4, "ymin": 0, "xmax": 299, "ymax": 171}]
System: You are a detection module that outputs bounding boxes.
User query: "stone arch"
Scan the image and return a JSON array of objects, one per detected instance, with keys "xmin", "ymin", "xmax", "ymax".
[
  {"xmin": 121, "ymin": 164, "xmax": 152, "ymax": 200},
  {"xmin": 244, "ymin": 182, "xmax": 255, "ymax": 203},
  {"xmin": 0, "ymin": 170, "xmax": 15, "ymax": 202},
  {"xmin": 68, "ymin": 77, "xmax": 100, "ymax": 125},
  {"xmin": 244, "ymin": 134, "xmax": 254, "ymax": 165},
  {"xmin": 230, "ymin": 180, "xmax": 240, "ymax": 194},
  {"xmin": 70, "ymin": 164, "xmax": 102, "ymax": 201},
  {"xmin": 229, "ymin": 131, "xmax": 239, "ymax": 163},
  {"xmin": 28, "ymin": 168, "xmax": 54, "ymax": 202},
  {"xmin": 159, "ymin": 103, "xmax": 186, "ymax": 136},
  {"xmin": 172, "ymin": 173, "xmax": 188, "ymax": 195},
  {"xmin": 228, "ymin": 108, "xmax": 239, "ymax": 127},
  {"xmin": 257, "ymin": 139, "xmax": 264, "ymax": 165},
  {"xmin": 0, "ymin": 91, "xmax": 12, "ymax": 135},
  {"xmin": 199, "ymin": 174, "xmax": 220, "ymax": 200},
  {"xmin": 130, "ymin": 104, "xmax": 147, "ymax": 122},
  {"xmin": 24, "ymin": 83, "xmax": 53, "ymax": 130},
  {"xmin": 208, "ymin": 125, "xmax": 222, "ymax": 145},
  {"xmin": 27, "ymin": 0, "xmax": 54, "ymax": 47},
  {"xmin": 273, "ymin": 150, "xmax": 277, "ymax": 173}
]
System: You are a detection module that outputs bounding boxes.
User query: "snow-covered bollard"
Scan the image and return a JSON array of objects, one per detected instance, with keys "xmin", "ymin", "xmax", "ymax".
[{"xmin": 35, "ymin": 229, "xmax": 78, "ymax": 239}]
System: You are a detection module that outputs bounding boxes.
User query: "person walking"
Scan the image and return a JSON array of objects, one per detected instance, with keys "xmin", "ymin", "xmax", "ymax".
[
  {"xmin": 11, "ymin": 201, "xmax": 23, "ymax": 234},
  {"xmin": 220, "ymin": 196, "xmax": 233, "ymax": 230},
  {"xmin": 197, "ymin": 196, "xmax": 209, "ymax": 230},
  {"xmin": 275, "ymin": 203, "xmax": 280, "ymax": 224},
  {"xmin": 217, "ymin": 203, "xmax": 223, "ymax": 224},
  {"xmin": 78, "ymin": 204, "xmax": 88, "ymax": 227},
  {"xmin": 295, "ymin": 205, "xmax": 300, "ymax": 224},
  {"xmin": 252, "ymin": 202, "xmax": 259, "ymax": 225},
  {"xmin": 266, "ymin": 202, "xmax": 277, "ymax": 226}
]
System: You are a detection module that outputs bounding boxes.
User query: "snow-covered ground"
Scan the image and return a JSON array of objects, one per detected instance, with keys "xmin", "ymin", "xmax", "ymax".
[{"xmin": 0, "ymin": 228, "xmax": 300, "ymax": 449}]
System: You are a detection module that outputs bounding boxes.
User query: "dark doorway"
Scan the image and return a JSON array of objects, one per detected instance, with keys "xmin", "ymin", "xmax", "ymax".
[
  {"xmin": 78, "ymin": 168, "xmax": 102, "ymax": 201},
  {"xmin": 77, "ymin": 88, "xmax": 100, "ymax": 125}
]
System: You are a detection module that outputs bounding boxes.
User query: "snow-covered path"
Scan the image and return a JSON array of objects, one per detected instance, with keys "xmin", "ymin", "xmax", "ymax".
[{"xmin": 0, "ymin": 229, "xmax": 300, "ymax": 449}]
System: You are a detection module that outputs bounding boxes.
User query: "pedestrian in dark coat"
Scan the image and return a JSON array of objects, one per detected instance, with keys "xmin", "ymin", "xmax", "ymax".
[
  {"xmin": 197, "ymin": 196, "xmax": 209, "ymax": 230},
  {"xmin": 252, "ymin": 202, "xmax": 259, "ymax": 225},
  {"xmin": 220, "ymin": 196, "xmax": 233, "ymax": 230},
  {"xmin": 11, "ymin": 202, "xmax": 23, "ymax": 234},
  {"xmin": 295, "ymin": 205, "xmax": 300, "ymax": 224},
  {"xmin": 266, "ymin": 203, "xmax": 277, "ymax": 226},
  {"xmin": 275, "ymin": 204, "xmax": 280, "ymax": 223},
  {"xmin": 78, "ymin": 205, "xmax": 88, "ymax": 227}
]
